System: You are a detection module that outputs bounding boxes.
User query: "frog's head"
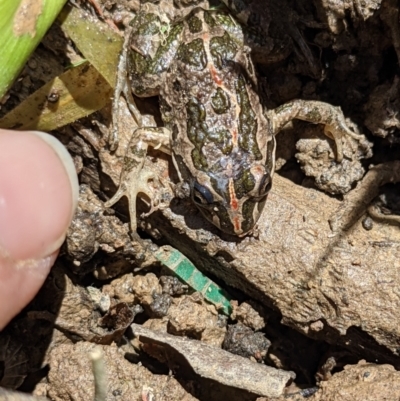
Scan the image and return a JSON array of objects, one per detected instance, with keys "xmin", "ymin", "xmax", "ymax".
[
  {"xmin": 190, "ymin": 160, "xmax": 273, "ymax": 237},
  {"xmin": 172, "ymin": 130, "xmax": 276, "ymax": 236}
]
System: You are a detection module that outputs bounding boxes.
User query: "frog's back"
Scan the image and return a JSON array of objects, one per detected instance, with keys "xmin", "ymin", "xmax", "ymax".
[
  {"xmin": 163, "ymin": 8, "xmax": 272, "ymax": 171},
  {"xmin": 162, "ymin": 9, "xmax": 275, "ymax": 235}
]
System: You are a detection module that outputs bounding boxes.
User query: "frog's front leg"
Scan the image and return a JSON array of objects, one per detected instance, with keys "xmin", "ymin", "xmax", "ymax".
[
  {"xmin": 109, "ymin": 26, "xmax": 144, "ymax": 151},
  {"xmin": 105, "ymin": 127, "xmax": 171, "ymax": 236},
  {"xmin": 267, "ymin": 100, "xmax": 366, "ymax": 162}
]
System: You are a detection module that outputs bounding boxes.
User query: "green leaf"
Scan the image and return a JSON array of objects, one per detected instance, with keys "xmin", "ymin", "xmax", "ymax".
[{"xmin": 0, "ymin": 0, "xmax": 68, "ymax": 99}]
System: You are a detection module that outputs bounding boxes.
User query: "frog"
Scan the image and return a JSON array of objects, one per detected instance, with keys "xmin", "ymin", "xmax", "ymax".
[{"xmin": 105, "ymin": 0, "xmax": 367, "ymax": 237}]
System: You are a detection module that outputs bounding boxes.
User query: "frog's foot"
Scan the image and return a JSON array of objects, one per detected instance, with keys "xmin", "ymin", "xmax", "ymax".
[
  {"xmin": 105, "ymin": 170, "xmax": 147, "ymax": 234},
  {"xmin": 105, "ymin": 163, "xmax": 161, "ymax": 234},
  {"xmin": 321, "ymin": 108, "xmax": 367, "ymax": 163},
  {"xmin": 270, "ymin": 99, "xmax": 369, "ymax": 162},
  {"xmin": 105, "ymin": 127, "xmax": 171, "ymax": 234}
]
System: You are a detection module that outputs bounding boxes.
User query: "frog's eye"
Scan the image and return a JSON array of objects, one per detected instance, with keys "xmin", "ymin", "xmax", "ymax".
[
  {"xmin": 192, "ymin": 182, "xmax": 214, "ymax": 205},
  {"xmin": 258, "ymin": 173, "xmax": 272, "ymax": 197}
]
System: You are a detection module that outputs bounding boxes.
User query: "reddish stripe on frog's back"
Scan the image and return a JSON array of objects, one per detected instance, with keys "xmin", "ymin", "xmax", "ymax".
[
  {"xmin": 228, "ymin": 179, "xmax": 239, "ymax": 211},
  {"xmin": 209, "ymin": 64, "xmax": 223, "ymax": 86}
]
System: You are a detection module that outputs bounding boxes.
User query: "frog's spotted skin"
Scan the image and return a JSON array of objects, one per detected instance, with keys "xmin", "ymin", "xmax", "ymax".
[
  {"xmin": 107, "ymin": 1, "xmax": 366, "ymax": 237},
  {"xmin": 159, "ymin": 9, "xmax": 276, "ymax": 235}
]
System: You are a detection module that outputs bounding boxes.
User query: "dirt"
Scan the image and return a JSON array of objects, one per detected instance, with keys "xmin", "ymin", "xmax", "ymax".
[{"xmin": 1, "ymin": 0, "xmax": 400, "ymax": 400}]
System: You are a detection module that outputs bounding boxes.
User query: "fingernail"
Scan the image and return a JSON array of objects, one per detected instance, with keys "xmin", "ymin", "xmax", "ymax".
[{"xmin": 0, "ymin": 129, "xmax": 79, "ymax": 261}]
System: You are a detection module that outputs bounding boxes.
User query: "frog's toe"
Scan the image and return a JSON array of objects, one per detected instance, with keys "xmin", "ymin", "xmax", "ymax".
[
  {"xmin": 324, "ymin": 125, "xmax": 344, "ymax": 162},
  {"xmin": 104, "ymin": 183, "xmax": 128, "ymax": 208}
]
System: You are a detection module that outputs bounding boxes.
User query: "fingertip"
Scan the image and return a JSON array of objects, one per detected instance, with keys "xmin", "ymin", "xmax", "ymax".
[{"xmin": 0, "ymin": 128, "xmax": 78, "ymax": 330}]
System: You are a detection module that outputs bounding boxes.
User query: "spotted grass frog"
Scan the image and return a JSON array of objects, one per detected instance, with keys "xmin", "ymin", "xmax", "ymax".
[{"xmin": 106, "ymin": 0, "xmax": 367, "ymax": 237}]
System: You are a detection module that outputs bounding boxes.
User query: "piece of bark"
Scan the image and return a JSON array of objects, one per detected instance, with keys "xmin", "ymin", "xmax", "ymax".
[{"xmin": 131, "ymin": 323, "xmax": 295, "ymax": 398}]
